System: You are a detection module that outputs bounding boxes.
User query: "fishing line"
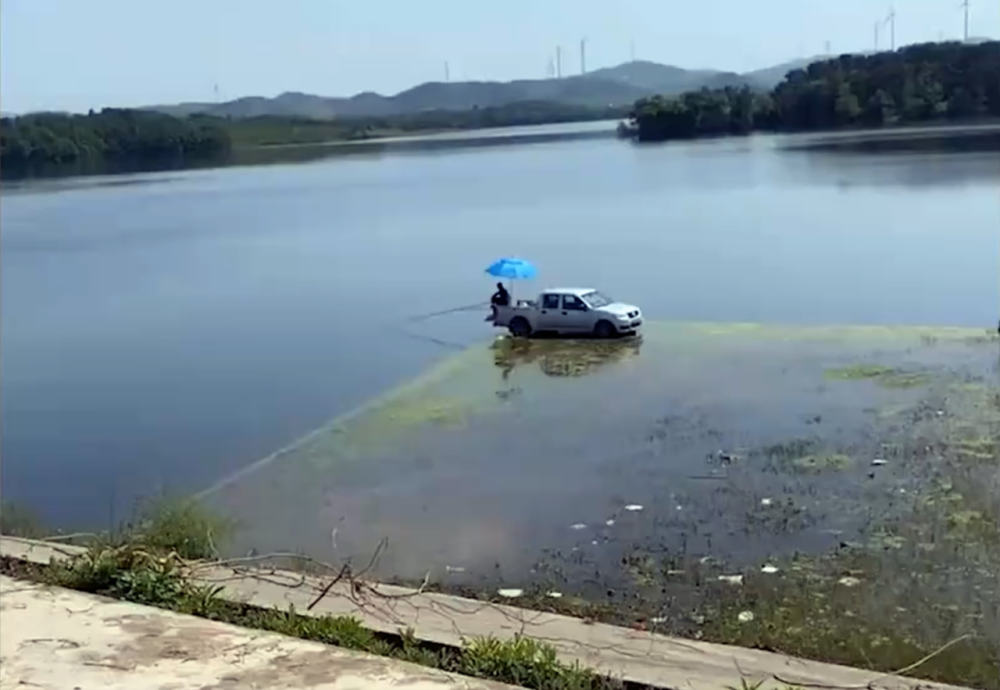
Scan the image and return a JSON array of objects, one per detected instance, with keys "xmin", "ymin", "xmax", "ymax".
[{"xmin": 406, "ymin": 301, "xmax": 489, "ymax": 322}]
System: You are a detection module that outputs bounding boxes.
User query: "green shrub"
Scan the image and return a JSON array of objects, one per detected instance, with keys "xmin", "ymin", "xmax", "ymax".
[
  {"xmin": 126, "ymin": 497, "xmax": 232, "ymax": 559},
  {"xmin": 458, "ymin": 636, "xmax": 599, "ymax": 690}
]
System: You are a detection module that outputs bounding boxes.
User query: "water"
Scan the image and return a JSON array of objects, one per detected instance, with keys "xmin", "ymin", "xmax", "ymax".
[{"xmin": 3, "ymin": 124, "xmax": 999, "ymax": 529}]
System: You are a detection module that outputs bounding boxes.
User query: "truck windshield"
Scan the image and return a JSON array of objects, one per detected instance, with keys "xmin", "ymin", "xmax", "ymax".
[{"xmin": 582, "ymin": 291, "xmax": 612, "ymax": 308}]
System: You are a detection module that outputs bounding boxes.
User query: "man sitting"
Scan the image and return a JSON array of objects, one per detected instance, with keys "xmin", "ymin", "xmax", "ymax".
[
  {"xmin": 491, "ymin": 282, "xmax": 511, "ymax": 307},
  {"xmin": 489, "ymin": 282, "xmax": 511, "ymax": 320}
]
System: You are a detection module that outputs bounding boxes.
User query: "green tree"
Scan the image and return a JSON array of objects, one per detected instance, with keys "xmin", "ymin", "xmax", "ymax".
[
  {"xmin": 833, "ymin": 83, "xmax": 861, "ymax": 124},
  {"xmin": 947, "ymin": 87, "xmax": 981, "ymax": 118},
  {"xmin": 863, "ymin": 89, "xmax": 897, "ymax": 125}
]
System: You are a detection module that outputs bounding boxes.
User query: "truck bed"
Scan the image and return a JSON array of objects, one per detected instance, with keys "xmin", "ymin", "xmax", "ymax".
[{"xmin": 492, "ymin": 302, "xmax": 534, "ymax": 328}]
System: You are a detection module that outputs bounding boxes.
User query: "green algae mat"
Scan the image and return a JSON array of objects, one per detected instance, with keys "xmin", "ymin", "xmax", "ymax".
[{"xmin": 207, "ymin": 322, "xmax": 1000, "ymax": 687}]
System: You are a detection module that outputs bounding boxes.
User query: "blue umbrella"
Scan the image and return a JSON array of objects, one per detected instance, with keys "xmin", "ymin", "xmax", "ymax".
[{"xmin": 485, "ymin": 257, "xmax": 537, "ymax": 280}]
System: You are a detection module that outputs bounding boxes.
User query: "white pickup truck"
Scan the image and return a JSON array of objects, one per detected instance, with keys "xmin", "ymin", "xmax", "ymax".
[{"xmin": 493, "ymin": 287, "xmax": 642, "ymax": 338}]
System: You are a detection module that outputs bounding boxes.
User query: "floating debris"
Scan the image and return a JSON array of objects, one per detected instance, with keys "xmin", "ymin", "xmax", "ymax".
[
  {"xmin": 570, "ymin": 522, "xmax": 587, "ymax": 531},
  {"xmin": 737, "ymin": 610, "xmax": 755, "ymax": 623},
  {"xmin": 716, "ymin": 450, "xmax": 741, "ymax": 463},
  {"xmin": 605, "ymin": 519, "xmax": 616, "ymax": 526},
  {"xmin": 871, "ymin": 458, "xmax": 887, "ymax": 466},
  {"xmin": 591, "ymin": 540, "xmax": 599, "ymax": 546},
  {"xmin": 838, "ymin": 576, "xmax": 862, "ymax": 588},
  {"xmin": 624, "ymin": 504, "xmax": 644, "ymax": 512},
  {"xmin": 497, "ymin": 588, "xmax": 524, "ymax": 598},
  {"xmin": 717, "ymin": 574, "xmax": 744, "ymax": 586},
  {"xmin": 760, "ymin": 498, "xmax": 773, "ymax": 507},
  {"xmin": 445, "ymin": 565, "xmax": 466, "ymax": 573},
  {"xmin": 761, "ymin": 564, "xmax": 780, "ymax": 574},
  {"xmin": 546, "ymin": 591, "xmax": 563, "ymax": 599},
  {"xmin": 650, "ymin": 616, "xmax": 668, "ymax": 624},
  {"xmin": 666, "ymin": 569, "xmax": 686, "ymax": 576},
  {"xmin": 675, "ymin": 505, "xmax": 683, "ymax": 511}
]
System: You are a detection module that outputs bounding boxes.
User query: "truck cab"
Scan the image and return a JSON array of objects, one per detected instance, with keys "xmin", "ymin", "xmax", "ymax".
[{"xmin": 493, "ymin": 288, "xmax": 642, "ymax": 338}]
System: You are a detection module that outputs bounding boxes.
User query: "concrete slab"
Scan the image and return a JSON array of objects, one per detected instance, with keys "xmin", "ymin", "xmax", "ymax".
[
  {"xmin": 0, "ymin": 574, "xmax": 519, "ymax": 690},
  {"xmin": 2, "ymin": 536, "xmax": 971, "ymax": 690}
]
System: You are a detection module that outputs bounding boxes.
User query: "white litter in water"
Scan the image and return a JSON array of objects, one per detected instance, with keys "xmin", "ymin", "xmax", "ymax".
[
  {"xmin": 650, "ymin": 616, "xmax": 668, "ymax": 624},
  {"xmin": 605, "ymin": 519, "xmax": 616, "ymax": 526},
  {"xmin": 838, "ymin": 576, "xmax": 862, "ymax": 588},
  {"xmin": 675, "ymin": 505, "xmax": 683, "ymax": 511},
  {"xmin": 666, "ymin": 569, "xmax": 686, "ymax": 576},
  {"xmin": 717, "ymin": 574, "xmax": 744, "ymax": 586},
  {"xmin": 497, "ymin": 588, "xmax": 524, "ymax": 598},
  {"xmin": 936, "ymin": 410, "xmax": 945, "ymax": 416},
  {"xmin": 624, "ymin": 504, "xmax": 644, "ymax": 512},
  {"xmin": 871, "ymin": 458, "xmax": 887, "ymax": 466},
  {"xmin": 760, "ymin": 498, "xmax": 773, "ymax": 507},
  {"xmin": 761, "ymin": 564, "xmax": 779, "ymax": 574},
  {"xmin": 445, "ymin": 565, "xmax": 466, "ymax": 573},
  {"xmin": 546, "ymin": 591, "xmax": 563, "ymax": 599},
  {"xmin": 570, "ymin": 522, "xmax": 587, "ymax": 530},
  {"xmin": 591, "ymin": 540, "xmax": 599, "ymax": 546},
  {"xmin": 737, "ymin": 610, "xmax": 755, "ymax": 623}
]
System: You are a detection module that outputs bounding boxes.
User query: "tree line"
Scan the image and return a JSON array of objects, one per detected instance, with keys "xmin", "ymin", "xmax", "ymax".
[
  {"xmin": 1, "ymin": 101, "xmax": 623, "ymax": 176},
  {"xmin": 629, "ymin": 41, "xmax": 1000, "ymax": 141},
  {"xmin": 1, "ymin": 108, "xmax": 231, "ymax": 175}
]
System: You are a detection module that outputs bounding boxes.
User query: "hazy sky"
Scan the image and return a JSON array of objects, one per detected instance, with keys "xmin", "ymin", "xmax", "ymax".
[{"xmin": 2, "ymin": 0, "xmax": 997, "ymax": 113}]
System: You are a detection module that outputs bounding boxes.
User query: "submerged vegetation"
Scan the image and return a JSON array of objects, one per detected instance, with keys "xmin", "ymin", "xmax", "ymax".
[{"xmin": 630, "ymin": 41, "xmax": 1000, "ymax": 141}]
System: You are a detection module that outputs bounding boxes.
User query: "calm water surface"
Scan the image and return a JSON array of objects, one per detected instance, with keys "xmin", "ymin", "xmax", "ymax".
[{"xmin": 2, "ymin": 124, "xmax": 999, "ymax": 527}]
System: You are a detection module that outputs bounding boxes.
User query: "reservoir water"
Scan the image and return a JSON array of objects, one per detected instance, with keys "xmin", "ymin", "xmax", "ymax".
[{"xmin": 2, "ymin": 123, "xmax": 999, "ymax": 528}]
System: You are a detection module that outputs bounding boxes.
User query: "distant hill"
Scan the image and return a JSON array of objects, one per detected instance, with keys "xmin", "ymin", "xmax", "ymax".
[{"xmin": 146, "ymin": 56, "xmax": 839, "ymax": 121}]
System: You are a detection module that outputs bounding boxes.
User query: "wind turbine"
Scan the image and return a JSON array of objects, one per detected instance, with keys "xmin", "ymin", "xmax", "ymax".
[
  {"xmin": 887, "ymin": 7, "xmax": 896, "ymax": 50},
  {"xmin": 959, "ymin": 0, "xmax": 970, "ymax": 41}
]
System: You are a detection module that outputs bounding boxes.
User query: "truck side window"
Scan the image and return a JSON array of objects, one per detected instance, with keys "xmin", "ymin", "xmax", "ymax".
[
  {"xmin": 542, "ymin": 294, "xmax": 560, "ymax": 309},
  {"xmin": 563, "ymin": 295, "xmax": 586, "ymax": 311}
]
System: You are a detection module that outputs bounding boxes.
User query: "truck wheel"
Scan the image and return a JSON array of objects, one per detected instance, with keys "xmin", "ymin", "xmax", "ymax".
[
  {"xmin": 509, "ymin": 317, "xmax": 532, "ymax": 338},
  {"xmin": 594, "ymin": 320, "xmax": 616, "ymax": 339}
]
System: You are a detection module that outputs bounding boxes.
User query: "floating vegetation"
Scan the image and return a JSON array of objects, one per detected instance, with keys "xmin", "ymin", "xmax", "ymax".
[
  {"xmin": 955, "ymin": 436, "xmax": 997, "ymax": 462},
  {"xmin": 824, "ymin": 363, "xmax": 931, "ymax": 388},
  {"xmin": 790, "ymin": 453, "xmax": 853, "ymax": 473},
  {"xmin": 825, "ymin": 364, "xmax": 896, "ymax": 380}
]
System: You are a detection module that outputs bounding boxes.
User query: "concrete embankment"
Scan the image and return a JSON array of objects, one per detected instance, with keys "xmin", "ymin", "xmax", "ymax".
[{"xmin": 1, "ymin": 536, "xmax": 970, "ymax": 690}]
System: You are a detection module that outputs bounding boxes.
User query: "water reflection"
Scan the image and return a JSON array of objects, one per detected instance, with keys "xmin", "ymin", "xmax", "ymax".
[{"xmin": 491, "ymin": 335, "xmax": 642, "ymax": 379}]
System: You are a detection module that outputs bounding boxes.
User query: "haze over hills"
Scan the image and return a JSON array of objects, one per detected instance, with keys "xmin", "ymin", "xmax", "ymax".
[{"xmin": 149, "ymin": 56, "xmax": 830, "ymax": 121}]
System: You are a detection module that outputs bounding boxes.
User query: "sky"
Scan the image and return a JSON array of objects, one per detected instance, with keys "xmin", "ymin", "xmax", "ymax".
[{"xmin": 2, "ymin": 0, "xmax": 998, "ymax": 114}]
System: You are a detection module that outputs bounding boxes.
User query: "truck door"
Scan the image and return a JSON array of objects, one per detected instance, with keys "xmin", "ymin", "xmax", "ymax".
[
  {"xmin": 537, "ymin": 293, "xmax": 563, "ymax": 331},
  {"xmin": 560, "ymin": 294, "xmax": 593, "ymax": 332}
]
